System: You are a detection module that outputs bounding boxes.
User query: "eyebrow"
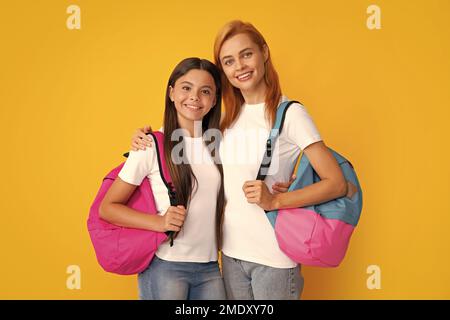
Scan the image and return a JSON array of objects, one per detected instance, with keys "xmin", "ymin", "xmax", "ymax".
[
  {"xmin": 180, "ymin": 81, "xmax": 213, "ymax": 90},
  {"xmin": 221, "ymin": 48, "xmax": 253, "ymax": 61}
]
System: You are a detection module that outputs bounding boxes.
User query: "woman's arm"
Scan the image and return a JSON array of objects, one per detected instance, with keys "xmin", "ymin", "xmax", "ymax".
[
  {"xmin": 131, "ymin": 126, "xmax": 153, "ymax": 151},
  {"xmin": 273, "ymin": 141, "xmax": 347, "ymax": 209},
  {"xmin": 99, "ymin": 177, "xmax": 186, "ymax": 232},
  {"xmin": 243, "ymin": 141, "xmax": 348, "ymax": 211}
]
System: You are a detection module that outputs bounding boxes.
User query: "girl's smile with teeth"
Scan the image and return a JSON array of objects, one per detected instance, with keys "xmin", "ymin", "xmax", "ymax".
[
  {"xmin": 184, "ymin": 104, "xmax": 202, "ymax": 110},
  {"xmin": 168, "ymin": 68, "xmax": 217, "ymax": 130}
]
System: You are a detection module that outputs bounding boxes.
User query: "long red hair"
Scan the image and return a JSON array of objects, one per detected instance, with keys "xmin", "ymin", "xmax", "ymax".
[{"xmin": 214, "ymin": 20, "xmax": 282, "ymax": 131}]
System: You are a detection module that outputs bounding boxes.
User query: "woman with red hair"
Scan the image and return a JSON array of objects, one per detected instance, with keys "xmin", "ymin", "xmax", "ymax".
[{"xmin": 132, "ymin": 20, "xmax": 347, "ymax": 300}]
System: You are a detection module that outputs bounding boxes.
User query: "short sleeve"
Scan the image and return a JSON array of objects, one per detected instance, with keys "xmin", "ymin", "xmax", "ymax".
[
  {"xmin": 283, "ymin": 102, "xmax": 322, "ymax": 150},
  {"xmin": 118, "ymin": 147, "xmax": 155, "ymax": 186}
]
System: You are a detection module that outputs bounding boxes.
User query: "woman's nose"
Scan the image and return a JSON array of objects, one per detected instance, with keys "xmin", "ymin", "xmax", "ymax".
[{"xmin": 235, "ymin": 59, "xmax": 245, "ymax": 71}]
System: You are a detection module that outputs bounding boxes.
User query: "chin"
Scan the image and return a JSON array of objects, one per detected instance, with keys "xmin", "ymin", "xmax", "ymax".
[{"xmin": 238, "ymin": 82, "xmax": 256, "ymax": 92}]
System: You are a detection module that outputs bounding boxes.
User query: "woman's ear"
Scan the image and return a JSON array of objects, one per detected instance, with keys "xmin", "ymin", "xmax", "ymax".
[{"xmin": 263, "ymin": 44, "xmax": 269, "ymax": 62}]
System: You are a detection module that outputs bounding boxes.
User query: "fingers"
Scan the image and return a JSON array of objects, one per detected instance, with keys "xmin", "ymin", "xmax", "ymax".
[
  {"xmin": 271, "ymin": 175, "xmax": 296, "ymax": 194},
  {"xmin": 168, "ymin": 217, "xmax": 184, "ymax": 228},
  {"xmin": 271, "ymin": 185, "xmax": 286, "ymax": 194},
  {"xmin": 272, "ymin": 182, "xmax": 289, "ymax": 193},
  {"xmin": 171, "ymin": 205, "xmax": 186, "ymax": 215},
  {"xmin": 131, "ymin": 139, "xmax": 147, "ymax": 151},
  {"xmin": 245, "ymin": 192, "xmax": 259, "ymax": 200},
  {"xmin": 274, "ymin": 181, "xmax": 290, "ymax": 188},
  {"xmin": 243, "ymin": 181, "xmax": 265, "ymax": 203},
  {"xmin": 243, "ymin": 187, "xmax": 261, "ymax": 203},
  {"xmin": 164, "ymin": 206, "xmax": 186, "ymax": 231},
  {"xmin": 166, "ymin": 224, "xmax": 181, "ymax": 232},
  {"xmin": 242, "ymin": 180, "xmax": 262, "ymax": 192},
  {"xmin": 243, "ymin": 180, "xmax": 260, "ymax": 187},
  {"xmin": 137, "ymin": 130, "xmax": 152, "ymax": 144},
  {"xmin": 167, "ymin": 211, "xmax": 186, "ymax": 221},
  {"xmin": 243, "ymin": 185, "xmax": 259, "ymax": 194},
  {"xmin": 131, "ymin": 127, "xmax": 153, "ymax": 151},
  {"xmin": 245, "ymin": 195, "xmax": 259, "ymax": 204}
]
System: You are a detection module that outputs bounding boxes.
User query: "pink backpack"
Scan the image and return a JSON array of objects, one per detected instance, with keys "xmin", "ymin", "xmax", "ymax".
[{"xmin": 87, "ymin": 131, "xmax": 175, "ymax": 275}]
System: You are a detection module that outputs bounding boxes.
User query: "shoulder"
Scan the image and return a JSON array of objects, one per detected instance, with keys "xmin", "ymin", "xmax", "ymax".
[
  {"xmin": 279, "ymin": 99, "xmax": 322, "ymax": 148},
  {"xmin": 125, "ymin": 145, "xmax": 157, "ymax": 168},
  {"xmin": 283, "ymin": 101, "xmax": 315, "ymax": 124}
]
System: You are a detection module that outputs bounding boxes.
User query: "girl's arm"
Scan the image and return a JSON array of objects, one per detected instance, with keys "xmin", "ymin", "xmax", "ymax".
[
  {"xmin": 99, "ymin": 177, "xmax": 186, "ymax": 232},
  {"xmin": 243, "ymin": 141, "xmax": 348, "ymax": 211}
]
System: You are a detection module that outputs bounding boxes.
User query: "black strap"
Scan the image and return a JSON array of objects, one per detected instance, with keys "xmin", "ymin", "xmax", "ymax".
[
  {"xmin": 124, "ymin": 133, "xmax": 176, "ymax": 247},
  {"xmin": 256, "ymin": 100, "xmax": 300, "ymax": 181}
]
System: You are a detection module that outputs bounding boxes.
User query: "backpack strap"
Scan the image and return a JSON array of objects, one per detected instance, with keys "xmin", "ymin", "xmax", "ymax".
[
  {"xmin": 256, "ymin": 100, "xmax": 300, "ymax": 180},
  {"xmin": 149, "ymin": 132, "xmax": 177, "ymax": 205},
  {"xmin": 255, "ymin": 100, "xmax": 300, "ymax": 227},
  {"xmin": 150, "ymin": 131, "xmax": 177, "ymax": 247},
  {"xmin": 124, "ymin": 131, "xmax": 177, "ymax": 246}
]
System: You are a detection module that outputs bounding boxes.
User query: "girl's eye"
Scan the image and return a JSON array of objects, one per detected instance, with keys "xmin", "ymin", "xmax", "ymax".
[
  {"xmin": 201, "ymin": 90, "xmax": 211, "ymax": 95},
  {"xmin": 182, "ymin": 86, "xmax": 191, "ymax": 91},
  {"xmin": 243, "ymin": 52, "xmax": 252, "ymax": 58},
  {"xmin": 224, "ymin": 59, "xmax": 233, "ymax": 66}
]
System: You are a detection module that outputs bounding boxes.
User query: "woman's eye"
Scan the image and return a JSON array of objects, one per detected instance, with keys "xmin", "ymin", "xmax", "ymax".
[
  {"xmin": 243, "ymin": 52, "xmax": 252, "ymax": 58},
  {"xmin": 201, "ymin": 90, "xmax": 211, "ymax": 95},
  {"xmin": 224, "ymin": 59, "xmax": 233, "ymax": 66},
  {"xmin": 182, "ymin": 86, "xmax": 191, "ymax": 91}
]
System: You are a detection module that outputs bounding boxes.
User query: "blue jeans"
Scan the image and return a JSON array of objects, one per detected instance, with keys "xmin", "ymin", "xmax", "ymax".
[
  {"xmin": 222, "ymin": 253, "xmax": 304, "ymax": 300},
  {"xmin": 138, "ymin": 256, "xmax": 226, "ymax": 300}
]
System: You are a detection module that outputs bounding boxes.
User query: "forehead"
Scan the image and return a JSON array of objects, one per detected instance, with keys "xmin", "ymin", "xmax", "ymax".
[
  {"xmin": 220, "ymin": 33, "xmax": 258, "ymax": 57},
  {"xmin": 175, "ymin": 69, "xmax": 215, "ymax": 87}
]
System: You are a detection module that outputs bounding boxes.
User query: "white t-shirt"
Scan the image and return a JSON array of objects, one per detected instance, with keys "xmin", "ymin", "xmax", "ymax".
[
  {"xmin": 219, "ymin": 97, "xmax": 322, "ymax": 268},
  {"xmin": 118, "ymin": 135, "xmax": 221, "ymax": 262}
]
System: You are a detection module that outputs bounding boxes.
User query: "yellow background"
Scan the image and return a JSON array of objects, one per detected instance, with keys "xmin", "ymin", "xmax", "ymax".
[{"xmin": 1, "ymin": 0, "xmax": 449, "ymax": 299}]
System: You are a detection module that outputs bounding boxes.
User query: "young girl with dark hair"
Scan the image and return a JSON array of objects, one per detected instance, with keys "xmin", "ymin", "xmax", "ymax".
[{"xmin": 100, "ymin": 57, "xmax": 226, "ymax": 300}]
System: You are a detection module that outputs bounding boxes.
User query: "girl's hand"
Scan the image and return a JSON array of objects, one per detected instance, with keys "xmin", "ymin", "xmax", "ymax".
[
  {"xmin": 131, "ymin": 125, "xmax": 153, "ymax": 151},
  {"xmin": 243, "ymin": 180, "xmax": 278, "ymax": 211},
  {"xmin": 159, "ymin": 205, "xmax": 186, "ymax": 232},
  {"xmin": 272, "ymin": 174, "xmax": 296, "ymax": 194}
]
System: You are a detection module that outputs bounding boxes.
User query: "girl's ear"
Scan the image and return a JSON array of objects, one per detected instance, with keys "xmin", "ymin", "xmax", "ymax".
[{"xmin": 169, "ymin": 86, "xmax": 174, "ymax": 102}]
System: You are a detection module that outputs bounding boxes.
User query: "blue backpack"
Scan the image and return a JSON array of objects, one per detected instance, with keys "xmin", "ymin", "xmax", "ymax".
[{"xmin": 257, "ymin": 100, "xmax": 363, "ymax": 267}]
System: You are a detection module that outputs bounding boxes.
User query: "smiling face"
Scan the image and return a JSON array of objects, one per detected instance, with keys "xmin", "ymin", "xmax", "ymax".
[
  {"xmin": 219, "ymin": 33, "xmax": 268, "ymax": 96},
  {"xmin": 169, "ymin": 69, "xmax": 217, "ymax": 129}
]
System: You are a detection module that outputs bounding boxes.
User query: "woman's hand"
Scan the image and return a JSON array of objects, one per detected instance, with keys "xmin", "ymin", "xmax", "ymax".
[
  {"xmin": 131, "ymin": 125, "xmax": 153, "ymax": 151},
  {"xmin": 271, "ymin": 174, "xmax": 296, "ymax": 194},
  {"xmin": 158, "ymin": 205, "xmax": 186, "ymax": 232},
  {"xmin": 243, "ymin": 180, "xmax": 279, "ymax": 211}
]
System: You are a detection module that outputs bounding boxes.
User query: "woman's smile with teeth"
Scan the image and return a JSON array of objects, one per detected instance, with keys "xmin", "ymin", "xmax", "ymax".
[{"xmin": 237, "ymin": 72, "xmax": 252, "ymax": 81}]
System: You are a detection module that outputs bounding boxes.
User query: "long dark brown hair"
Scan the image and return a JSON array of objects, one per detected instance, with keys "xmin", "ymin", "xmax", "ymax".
[{"xmin": 163, "ymin": 57, "xmax": 225, "ymax": 249}]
